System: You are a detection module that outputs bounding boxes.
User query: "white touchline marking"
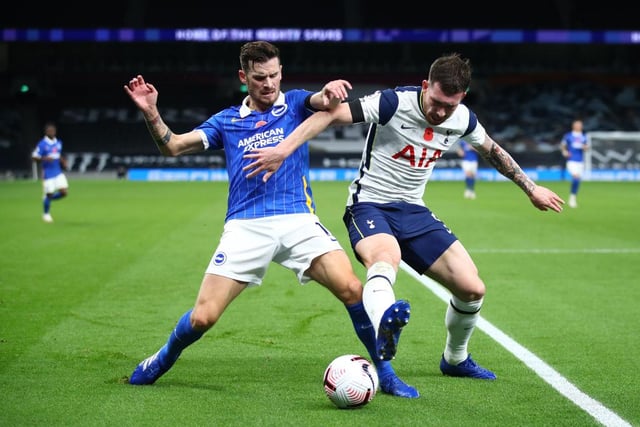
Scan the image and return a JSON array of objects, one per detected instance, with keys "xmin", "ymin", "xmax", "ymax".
[
  {"xmin": 400, "ymin": 261, "xmax": 632, "ymax": 427},
  {"xmin": 469, "ymin": 248, "xmax": 640, "ymax": 254}
]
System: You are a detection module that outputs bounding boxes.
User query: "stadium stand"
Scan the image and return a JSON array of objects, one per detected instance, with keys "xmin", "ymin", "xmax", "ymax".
[{"xmin": 2, "ymin": 39, "xmax": 640, "ymax": 175}]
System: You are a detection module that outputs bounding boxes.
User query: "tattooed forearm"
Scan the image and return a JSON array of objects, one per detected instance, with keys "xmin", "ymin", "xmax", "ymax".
[
  {"xmin": 157, "ymin": 129, "xmax": 172, "ymax": 145},
  {"xmin": 145, "ymin": 115, "xmax": 172, "ymax": 147},
  {"xmin": 482, "ymin": 142, "xmax": 537, "ymax": 195}
]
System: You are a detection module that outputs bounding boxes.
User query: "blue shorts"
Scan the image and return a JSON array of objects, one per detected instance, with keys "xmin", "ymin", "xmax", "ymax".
[{"xmin": 343, "ymin": 202, "xmax": 458, "ymax": 274}]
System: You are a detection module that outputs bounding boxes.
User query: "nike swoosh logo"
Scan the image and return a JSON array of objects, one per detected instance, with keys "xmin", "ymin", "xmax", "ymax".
[
  {"xmin": 231, "ymin": 117, "xmax": 243, "ymax": 123},
  {"xmin": 400, "ymin": 124, "xmax": 416, "ymax": 129}
]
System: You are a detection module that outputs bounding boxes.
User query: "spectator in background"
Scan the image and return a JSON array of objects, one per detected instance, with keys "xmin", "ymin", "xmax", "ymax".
[
  {"xmin": 560, "ymin": 119, "xmax": 588, "ymax": 208},
  {"xmin": 457, "ymin": 139, "xmax": 479, "ymax": 199},
  {"xmin": 31, "ymin": 122, "xmax": 68, "ymax": 223}
]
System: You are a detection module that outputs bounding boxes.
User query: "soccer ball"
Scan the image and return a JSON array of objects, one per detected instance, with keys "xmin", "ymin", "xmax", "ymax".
[{"xmin": 323, "ymin": 354, "xmax": 378, "ymax": 409}]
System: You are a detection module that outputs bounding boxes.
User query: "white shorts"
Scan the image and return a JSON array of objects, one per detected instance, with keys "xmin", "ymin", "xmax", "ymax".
[
  {"xmin": 461, "ymin": 160, "xmax": 478, "ymax": 175},
  {"xmin": 566, "ymin": 160, "xmax": 584, "ymax": 177},
  {"xmin": 205, "ymin": 213, "xmax": 344, "ymax": 286},
  {"xmin": 43, "ymin": 174, "xmax": 69, "ymax": 194}
]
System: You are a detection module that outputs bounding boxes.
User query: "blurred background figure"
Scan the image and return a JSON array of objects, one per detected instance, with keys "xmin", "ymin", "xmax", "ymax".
[
  {"xmin": 31, "ymin": 122, "xmax": 69, "ymax": 223},
  {"xmin": 560, "ymin": 119, "xmax": 588, "ymax": 208},
  {"xmin": 457, "ymin": 139, "xmax": 478, "ymax": 199}
]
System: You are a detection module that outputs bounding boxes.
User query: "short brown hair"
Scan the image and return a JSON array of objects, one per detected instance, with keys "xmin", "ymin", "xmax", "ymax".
[
  {"xmin": 428, "ymin": 53, "xmax": 472, "ymax": 96},
  {"xmin": 239, "ymin": 41, "xmax": 281, "ymax": 73}
]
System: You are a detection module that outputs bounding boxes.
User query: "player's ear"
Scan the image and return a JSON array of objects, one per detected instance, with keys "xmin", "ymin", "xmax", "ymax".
[{"xmin": 238, "ymin": 69, "xmax": 247, "ymax": 85}]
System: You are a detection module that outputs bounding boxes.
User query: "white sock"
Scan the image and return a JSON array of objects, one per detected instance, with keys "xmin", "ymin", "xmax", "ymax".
[
  {"xmin": 443, "ymin": 296, "xmax": 483, "ymax": 365},
  {"xmin": 363, "ymin": 262, "xmax": 397, "ymax": 336}
]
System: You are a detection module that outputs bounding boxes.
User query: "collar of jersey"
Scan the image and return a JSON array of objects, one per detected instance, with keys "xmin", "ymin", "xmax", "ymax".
[
  {"xmin": 239, "ymin": 92, "xmax": 286, "ymax": 118},
  {"xmin": 417, "ymin": 89, "xmax": 427, "ymax": 120}
]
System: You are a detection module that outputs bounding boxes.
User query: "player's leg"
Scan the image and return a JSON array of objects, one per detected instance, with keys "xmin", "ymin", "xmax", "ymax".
[
  {"xmin": 567, "ymin": 161, "xmax": 581, "ymax": 207},
  {"xmin": 286, "ymin": 214, "xmax": 418, "ymax": 398},
  {"xmin": 426, "ymin": 240, "xmax": 496, "ymax": 380},
  {"xmin": 468, "ymin": 162, "xmax": 478, "ymax": 199},
  {"xmin": 306, "ymin": 248, "xmax": 419, "ymax": 398},
  {"xmin": 41, "ymin": 178, "xmax": 55, "ymax": 222},
  {"xmin": 356, "ymin": 236, "xmax": 410, "ymax": 362},
  {"xmin": 129, "ymin": 274, "xmax": 246, "ymax": 385},
  {"xmin": 464, "ymin": 175, "xmax": 476, "ymax": 199},
  {"xmin": 130, "ymin": 218, "xmax": 268, "ymax": 385},
  {"xmin": 51, "ymin": 174, "xmax": 69, "ymax": 200},
  {"xmin": 344, "ymin": 205, "xmax": 410, "ymax": 362},
  {"xmin": 462, "ymin": 161, "xmax": 477, "ymax": 199}
]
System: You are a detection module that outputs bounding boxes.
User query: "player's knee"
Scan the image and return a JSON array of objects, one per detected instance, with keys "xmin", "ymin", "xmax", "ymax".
[
  {"xmin": 335, "ymin": 277, "xmax": 364, "ymax": 306},
  {"xmin": 450, "ymin": 273, "xmax": 486, "ymax": 302},
  {"xmin": 190, "ymin": 306, "xmax": 219, "ymax": 330},
  {"xmin": 461, "ymin": 280, "xmax": 486, "ymax": 302}
]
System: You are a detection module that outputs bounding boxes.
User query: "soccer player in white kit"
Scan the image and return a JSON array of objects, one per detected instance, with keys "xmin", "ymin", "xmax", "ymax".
[
  {"xmin": 123, "ymin": 41, "xmax": 418, "ymax": 398},
  {"xmin": 244, "ymin": 52, "xmax": 565, "ymax": 381}
]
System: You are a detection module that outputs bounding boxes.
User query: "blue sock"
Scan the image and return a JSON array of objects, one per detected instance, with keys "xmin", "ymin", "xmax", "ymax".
[
  {"xmin": 346, "ymin": 302, "xmax": 377, "ymax": 362},
  {"xmin": 43, "ymin": 196, "xmax": 51, "ymax": 214},
  {"xmin": 160, "ymin": 310, "xmax": 204, "ymax": 363},
  {"xmin": 51, "ymin": 191, "xmax": 65, "ymax": 200},
  {"xmin": 346, "ymin": 302, "xmax": 398, "ymax": 381},
  {"xmin": 571, "ymin": 179, "xmax": 580, "ymax": 195},
  {"xmin": 465, "ymin": 177, "xmax": 474, "ymax": 190}
]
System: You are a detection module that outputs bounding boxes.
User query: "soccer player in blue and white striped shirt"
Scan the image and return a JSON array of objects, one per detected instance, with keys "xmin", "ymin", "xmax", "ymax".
[
  {"xmin": 124, "ymin": 41, "xmax": 418, "ymax": 398},
  {"xmin": 560, "ymin": 119, "xmax": 588, "ymax": 208},
  {"xmin": 457, "ymin": 139, "xmax": 479, "ymax": 199},
  {"xmin": 31, "ymin": 122, "xmax": 69, "ymax": 223}
]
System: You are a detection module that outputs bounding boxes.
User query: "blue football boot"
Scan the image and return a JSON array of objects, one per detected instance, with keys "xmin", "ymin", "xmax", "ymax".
[
  {"xmin": 440, "ymin": 354, "xmax": 496, "ymax": 380},
  {"xmin": 376, "ymin": 300, "xmax": 411, "ymax": 361}
]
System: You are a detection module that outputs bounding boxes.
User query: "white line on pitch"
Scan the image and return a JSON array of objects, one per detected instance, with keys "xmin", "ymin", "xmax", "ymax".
[
  {"xmin": 400, "ymin": 261, "xmax": 632, "ymax": 427},
  {"xmin": 468, "ymin": 248, "xmax": 640, "ymax": 254}
]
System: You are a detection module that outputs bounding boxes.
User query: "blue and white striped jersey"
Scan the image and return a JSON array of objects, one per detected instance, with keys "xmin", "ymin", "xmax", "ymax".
[
  {"xmin": 195, "ymin": 89, "xmax": 318, "ymax": 221},
  {"xmin": 32, "ymin": 137, "xmax": 64, "ymax": 180},
  {"xmin": 561, "ymin": 130, "xmax": 587, "ymax": 162},
  {"xmin": 348, "ymin": 86, "xmax": 486, "ymax": 206},
  {"xmin": 460, "ymin": 140, "xmax": 479, "ymax": 162}
]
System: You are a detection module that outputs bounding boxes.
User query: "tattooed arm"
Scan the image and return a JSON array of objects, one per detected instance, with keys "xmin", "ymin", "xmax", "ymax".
[
  {"xmin": 477, "ymin": 135, "xmax": 565, "ymax": 212},
  {"xmin": 124, "ymin": 75, "xmax": 204, "ymax": 157}
]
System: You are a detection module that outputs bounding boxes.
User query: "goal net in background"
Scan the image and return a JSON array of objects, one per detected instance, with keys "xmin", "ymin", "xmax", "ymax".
[{"xmin": 585, "ymin": 131, "xmax": 640, "ymax": 181}]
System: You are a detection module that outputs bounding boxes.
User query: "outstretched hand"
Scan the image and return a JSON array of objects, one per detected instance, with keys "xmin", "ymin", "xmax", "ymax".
[
  {"xmin": 243, "ymin": 147, "xmax": 286, "ymax": 182},
  {"xmin": 123, "ymin": 75, "xmax": 158, "ymax": 111},
  {"xmin": 529, "ymin": 185, "xmax": 565, "ymax": 212}
]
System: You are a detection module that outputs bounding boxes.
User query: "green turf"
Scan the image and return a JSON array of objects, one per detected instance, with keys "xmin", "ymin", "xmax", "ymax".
[{"xmin": 1, "ymin": 179, "xmax": 638, "ymax": 426}]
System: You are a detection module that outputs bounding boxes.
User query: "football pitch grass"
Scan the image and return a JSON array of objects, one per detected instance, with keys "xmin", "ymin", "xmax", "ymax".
[{"xmin": 1, "ymin": 178, "xmax": 638, "ymax": 426}]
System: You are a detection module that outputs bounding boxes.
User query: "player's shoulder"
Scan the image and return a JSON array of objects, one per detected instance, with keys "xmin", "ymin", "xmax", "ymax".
[
  {"xmin": 384, "ymin": 86, "xmax": 419, "ymax": 110},
  {"xmin": 283, "ymin": 88, "xmax": 313, "ymax": 106},
  {"xmin": 212, "ymin": 104, "xmax": 239, "ymax": 120},
  {"xmin": 449, "ymin": 103, "xmax": 473, "ymax": 126},
  {"xmin": 391, "ymin": 86, "xmax": 420, "ymax": 103},
  {"xmin": 284, "ymin": 88, "xmax": 312, "ymax": 96}
]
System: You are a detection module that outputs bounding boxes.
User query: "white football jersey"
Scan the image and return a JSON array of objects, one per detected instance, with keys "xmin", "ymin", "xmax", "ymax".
[{"xmin": 347, "ymin": 86, "xmax": 486, "ymax": 206}]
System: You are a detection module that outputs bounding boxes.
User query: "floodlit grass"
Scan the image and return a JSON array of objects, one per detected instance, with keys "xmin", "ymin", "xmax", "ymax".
[{"xmin": 1, "ymin": 179, "xmax": 638, "ymax": 426}]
